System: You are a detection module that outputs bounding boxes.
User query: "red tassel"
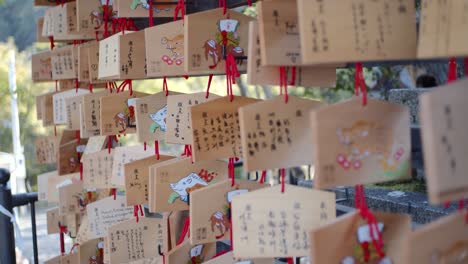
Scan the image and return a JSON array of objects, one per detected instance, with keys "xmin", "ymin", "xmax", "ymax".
[
  {"xmin": 354, "ymin": 62, "xmax": 367, "ymax": 106},
  {"xmin": 149, "ymin": 0, "xmax": 154, "ymax": 26},
  {"xmin": 174, "ymin": 0, "xmax": 185, "ymax": 22},
  {"xmin": 111, "ymin": 188, "xmax": 117, "ymax": 200},
  {"xmin": 448, "ymin": 57, "xmax": 457, "ymax": 83},
  {"xmin": 206, "ymin": 74, "xmax": 213, "ymax": 99},
  {"xmin": 176, "ymin": 217, "xmax": 190, "ymax": 246},
  {"xmin": 225, "ymin": 53, "xmax": 239, "ymax": 102},
  {"xmin": 163, "ymin": 77, "xmax": 169, "ymax": 96}
]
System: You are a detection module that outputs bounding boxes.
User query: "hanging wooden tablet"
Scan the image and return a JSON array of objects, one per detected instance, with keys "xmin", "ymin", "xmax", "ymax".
[
  {"xmin": 57, "ymin": 138, "xmax": 88, "ymax": 176},
  {"xmin": 81, "ymin": 135, "xmax": 107, "ymax": 161},
  {"xmin": 232, "ymin": 185, "xmax": 336, "ymax": 258},
  {"xmin": 65, "ymin": 94, "xmax": 87, "ymax": 130},
  {"xmin": 36, "ymin": 93, "xmax": 45, "ymax": 121},
  {"xmin": 309, "ymin": 211, "xmax": 411, "ymax": 264},
  {"xmin": 87, "ymin": 41, "xmax": 107, "ymax": 85},
  {"xmin": 86, "ymin": 195, "xmax": 136, "ymax": 239},
  {"xmin": 117, "ymin": 0, "xmax": 177, "ymax": 18},
  {"xmin": 166, "ymin": 240, "xmax": 217, "ymax": 264},
  {"xmin": 79, "ymin": 104, "xmax": 100, "ymax": 138},
  {"xmin": 76, "ymin": 0, "xmax": 110, "ymax": 35},
  {"xmin": 239, "ymin": 96, "xmax": 324, "ymax": 172},
  {"xmin": 53, "ymin": 89, "xmax": 89, "ymax": 125},
  {"xmin": 167, "ymin": 211, "xmax": 189, "ymax": 250},
  {"xmin": 78, "ymin": 238, "xmax": 102, "ymax": 264},
  {"xmin": 42, "ymin": 8, "xmax": 54, "ymax": 38},
  {"xmin": 257, "ymin": 0, "xmax": 302, "ymax": 66},
  {"xmin": 165, "ymin": 92, "xmax": 220, "ymax": 145},
  {"xmin": 78, "ymin": 42, "xmax": 94, "ymax": 83},
  {"xmin": 202, "ymin": 252, "xmax": 274, "ymax": 264},
  {"xmin": 190, "ymin": 96, "xmax": 259, "ymax": 161},
  {"xmin": 38, "ymin": 171, "xmax": 57, "ymax": 201},
  {"xmin": 297, "ymin": 0, "xmax": 417, "ymax": 64},
  {"xmin": 247, "ymin": 21, "xmax": 337, "ymax": 87},
  {"xmin": 46, "ymin": 207, "xmax": 66, "ymax": 235},
  {"xmin": 129, "ymin": 257, "xmax": 164, "ymax": 264},
  {"xmin": 82, "ymin": 149, "xmax": 115, "ymax": 189},
  {"xmin": 34, "ymin": 0, "xmax": 73, "ymax": 6},
  {"xmin": 51, "ymin": 45, "xmax": 78, "ymax": 80},
  {"xmin": 406, "ymin": 211, "xmax": 468, "ymax": 263},
  {"xmin": 36, "ymin": 17, "xmax": 49, "ymax": 43},
  {"xmin": 59, "ymin": 129, "xmax": 80, "ymax": 145},
  {"xmin": 31, "ymin": 51, "xmax": 53, "ymax": 82},
  {"xmin": 420, "ymin": 78, "xmax": 468, "ymax": 204},
  {"xmin": 125, "ymin": 155, "xmax": 175, "ymax": 206},
  {"xmin": 60, "ymin": 251, "xmax": 80, "ymax": 264},
  {"xmin": 111, "ymin": 145, "xmax": 155, "ymax": 186},
  {"xmin": 35, "ymin": 136, "xmax": 57, "ymax": 164},
  {"xmin": 47, "ymin": 172, "xmax": 80, "ymax": 203},
  {"xmin": 52, "ymin": 3, "xmax": 95, "ymax": 41},
  {"xmin": 418, "ymin": 0, "xmax": 468, "ymax": 58},
  {"xmin": 82, "ymin": 91, "xmax": 110, "ymax": 134},
  {"xmin": 311, "ymin": 97, "xmax": 411, "ymax": 189},
  {"xmin": 145, "ymin": 20, "xmax": 187, "ymax": 78},
  {"xmin": 190, "ymin": 179, "xmax": 267, "ymax": 245},
  {"xmin": 42, "ymin": 92, "xmax": 57, "ymax": 127},
  {"xmin": 76, "ymin": 215, "xmax": 90, "ymax": 244},
  {"xmin": 184, "ymin": 8, "xmax": 254, "ymax": 75},
  {"xmin": 107, "ymin": 217, "xmax": 167, "ymax": 263},
  {"xmin": 98, "ymin": 31, "xmax": 147, "ymax": 80},
  {"xmin": 100, "ymin": 91, "xmax": 149, "ymax": 136},
  {"xmin": 150, "ymin": 157, "xmax": 228, "ymax": 212},
  {"xmin": 58, "ymin": 181, "xmax": 86, "ymax": 215},
  {"xmin": 135, "ymin": 91, "xmax": 181, "ymax": 143}
]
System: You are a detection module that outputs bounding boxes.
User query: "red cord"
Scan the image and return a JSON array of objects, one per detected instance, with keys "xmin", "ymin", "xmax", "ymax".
[
  {"xmin": 289, "ymin": 66, "xmax": 296, "ymax": 86},
  {"xmin": 75, "ymin": 78, "xmax": 79, "ymax": 93},
  {"xmin": 118, "ymin": 79, "xmax": 133, "ymax": 95},
  {"xmin": 79, "ymin": 161, "xmax": 83, "ymax": 181},
  {"xmin": 69, "ymin": 243, "xmax": 80, "ymax": 254},
  {"xmin": 465, "ymin": 57, "xmax": 468, "ymax": 76},
  {"xmin": 163, "ymin": 77, "xmax": 169, "ymax": 96},
  {"xmin": 103, "ymin": 0, "xmax": 110, "ymax": 38},
  {"xmin": 448, "ymin": 57, "xmax": 457, "ymax": 83},
  {"xmin": 107, "ymin": 136, "xmax": 112, "ymax": 153},
  {"xmin": 287, "ymin": 258, "xmax": 294, "ymax": 264},
  {"xmin": 134, "ymin": 205, "xmax": 140, "ymax": 222},
  {"xmin": 174, "ymin": 0, "xmax": 185, "ymax": 22},
  {"xmin": 87, "ymin": 191, "xmax": 92, "ymax": 201},
  {"xmin": 144, "ymin": 141, "xmax": 147, "ymax": 151},
  {"xmin": 218, "ymin": 0, "xmax": 227, "ymax": 14},
  {"xmin": 139, "ymin": 204, "xmax": 144, "ymax": 216},
  {"xmin": 206, "ymin": 74, "xmax": 213, "ymax": 99},
  {"xmin": 225, "ymin": 53, "xmax": 239, "ymax": 102},
  {"xmin": 89, "ymin": 82, "xmax": 93, "ymax": 93},
  {"xmin": 49, "ymin": 36, "xmax": 55, "ymax": 50},
  {"xmin": 280, "ymin": 168, "xmax": 285, "ymax": 193},
  {"xmin": 279, "ymin": 66, "xmax": 289, "ymax": 103},
  {"xmin": 211, "ymin": 250, "xmax": 228, "ymax": 259},
  {"xmin": 176, "ymin": 217, "xmax": 190, "ymax": 246},
  {"xmin": 111, "ymin": 188, "xmax": 117, "ymax": 200},
  {"xmin": 229, "ymin": 202, "xmax": 233, "ymax": 250},
  {"xmin": 149, "ymin": 0, "xmax": 154, "ymax": 27},
  {"xmin": 354, "ymin": 62, "xmax": 367, "ymax": 106},
  {"xmin": 59, "ymin": 226, "xmax": 65, "ymax": 254},
  {"xmin": 155, "ymin": 140, "xmax": 160, "ymax": 160},
  {"xmin": 228, "ymin": 158, "xmax": 235, "ymax": 186},
  {"xmin": 259, "ymin": 170, "xmax": 266, "ymax": 184}
]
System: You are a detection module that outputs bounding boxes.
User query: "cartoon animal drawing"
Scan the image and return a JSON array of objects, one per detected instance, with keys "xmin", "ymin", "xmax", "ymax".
[
  {"xmin": 209, "ymin": 211, "xmax": 230, "ymax": 237},
  {"xmin": 114, "ymin": 112, "xmax": 127, "ymax": 133},
  {"xmin": 149, "ymin": 105, "xmax": 168, "ymax": 133},
  {"xmin": 168, "ymin": 173, "xmax": 208, "ymax": 203},
  {"xmin": 431, "ymin": 241, "xmax": 468, "ymax": 264},
  {"xmin": 203, "ymin": 19, "xmax": 243, "ymax": 69},
  {"xmin": 187, "ymin": 245, "xmax": 205, "ymax": 264},
  {"xmin": 130, "ymin": 0, "xmax": 171, "ymax": 13},
  {"xmin": 335, "ymin": 120, "xmax": 405, "ymax": 172},
  {"xmin": 161, "ymin": 34, "xmax": 184, "ymax": 66},
  {"xmin": 341, "ymin": 223, "xmax": 392, "ymax": 264},
  {"xmin": 73, "ymin": 192, "xmax": 97, "ymax": 212}
]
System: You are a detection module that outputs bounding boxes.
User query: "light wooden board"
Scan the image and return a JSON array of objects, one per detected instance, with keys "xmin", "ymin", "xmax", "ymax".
[
  {"xmin": 82, "ymin": 149, "xmax": 115, "ymax": 189},
  {"xmin": 111, "ymin": 145, "xmax": 155, "ymax": 187},
  {"xmin": 32, "ymin": 51, "xmax": 53, "ymax": 83},
  {"xmin": 202, "ymin": 252, "xmax": 274, "ymax": 264},
  {"xmin": 53, "ymin": 89, "xmax": 89, "ymax": 125},
  {"xmin": 117, "ymin": 0, "xmax": 177, "ymax": 18},
  {"xmin": 311, "ymin": 97, "xmax": 411, "ymax": 189},
  {"xmin": 35, "ymin": 136, "xmax": 57, "ymax": 164},
  {"xmin": 166, "ymin": 240, "xmax": 217, "ymax": 264}
]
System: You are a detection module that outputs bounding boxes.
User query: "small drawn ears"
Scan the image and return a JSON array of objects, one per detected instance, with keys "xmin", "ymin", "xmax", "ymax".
[{"xmin": 158, "ymin": 245, "xmax": 164, "ymax": 256}]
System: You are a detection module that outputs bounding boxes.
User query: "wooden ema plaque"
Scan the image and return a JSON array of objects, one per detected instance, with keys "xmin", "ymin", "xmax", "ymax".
[
  {"xmin": 239, "ymin": 96, "xmax": 324, "ymax": 172},
  {"xmin": 418, "ymin": 0, "xmax": 468, "ymax": 58},
  {"xmin": 232, "ymin": 185, "xmax": 336, "ymax": 258},
  {"xmin": 405, "ymin": 211, "xmax": 468, "ymax": 263},
  {"xmin": 190, "ymin": 96, "xmax": 259, "ymax": 162},
  {"xmin": 247, "ymin": 21, "xmax": 337, "ymax": 87},
  {"xmin": 150, "ymin": 157, "xmax": 228, "ymax": 212},
  {"xmin": 57, "ymin": 138, "xmax": 88, "ymax": 176},
  {"xmin": 419, "ymin": 78, "xmax": 468, "ymax": 204},
  {"xmin": 165, "ymin": 92, "xmax": 220, "ymax": 145},
  {"xmin": 111, "ymin": 145, "xmax": 155, "ymax": 187},
  {"xmin": 117, "ymin": 0, "xmax": 177, "ymax": 18},
  {"xmin": 311, "ymin": 97, "xmax": 411, "ymax": 189},
  {"xmin": 82, "ymin": 149, "xmax": 115, "ymax": 189},
  {"xmin": 184, "ymin": 8, "xmax": 254, "ymax": 75},
  {"xmin": 166, "ymin": 240, "xmax": 217, "ymax": 264},
  {"xmin": 297, "ymin": 0, "xmax": 417, "ymax": 64},
  {"xmin": 107, "ymin": 217, "xmax": 166, "ymax": 263},
  {"xmin": 309, "ymin": 211, "xmax": 411, "ymax": 264},
  {"xmin": 82, "ymin": 91, "xmax": 110, "ymax": 134},
  {"xmin": 100, "ymin": 91, "xmax": 149, "ymax": 136},
  {"xmin": 190, "ymin": 179, "xmax": 267, "ymax": 245},
  {"xmin": 125, "ymin": 155, "xmax": 175, "ymax": 206},
  {"xmin": 202, "ymin": 252, "xmax": 274, "ymax": 264},
  {"xmin": 135, "ymin": 91, "xmax": 181, "ymax": 144},
  {"xmin": 31, "ymin": 51, "xmax": 53, "ymax": 82}
]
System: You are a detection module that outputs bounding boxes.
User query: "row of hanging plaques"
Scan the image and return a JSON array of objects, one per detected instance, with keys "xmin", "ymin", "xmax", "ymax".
[{"xmin": 31, "ymin": 0, "xmax": 468, "ymax": 263}]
